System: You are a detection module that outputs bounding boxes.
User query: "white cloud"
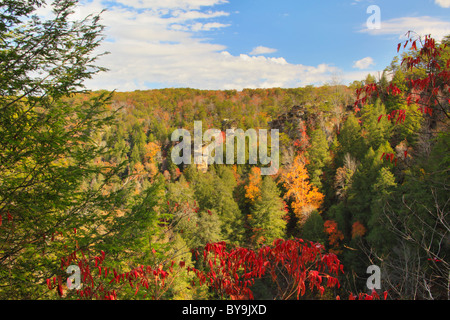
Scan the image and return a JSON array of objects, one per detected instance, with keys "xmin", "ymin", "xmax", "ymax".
[
  {"xmin": 113, "ymin": 0, "xmax": 229, "ymax": 10},
  {"xmin": 249, "ymin": 46, "xmax": 278, "ymax": 55},
  {"xmin": 353, "ymin": 57, "xmax": 375, "ymax": 70},
  {"xmin": 360, "ymin": 16, "xmax": 450, "ymax": 41},
  {"xmin": 435, "ymin": 0, "xmax": 450, "ymax": 8},
  {"xmin": 37, "ymin": 0, "xmax": 341, "ymax": 91}
]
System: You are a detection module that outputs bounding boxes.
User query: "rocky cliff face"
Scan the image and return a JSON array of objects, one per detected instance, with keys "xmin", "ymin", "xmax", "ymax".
[{"xmin": 268, "ymin": 105, "xmax": 307, "ymax": 133}]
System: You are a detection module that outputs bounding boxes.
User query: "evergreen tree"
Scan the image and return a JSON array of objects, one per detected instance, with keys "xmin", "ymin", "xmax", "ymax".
[
  {"xmin": 0, "ymin": 0, "xmax": 123, "ymax": 299},
  {"xmin": 167, "ymin": 175, "xmax": 222, "ymax": 249},
  {"xmin": 248, "ymin": 176, "xmax": 287, "ymax": 247},
  {"xmin": 110, "ymin": 125, "xmax": 130, "ymax": 168},
  {"xmin": 366, "ymin": 167, "xmax": 397, "ymax": 254},
  {"xmin": 347, "ymin": 142, "xmax": 394, "ymax": 226},
  {"xmin": 375, "ymin": 132, "xmax": 450, "ymax": 299},
  {"xmin": 336, "ymin": 113, "xmax": 366, "ymax": 166},
  {"xmin": 129, "ymin": 122, "xmax": 147, "ymax": 167},
  {"xmin": 301, "ymin": 210, "xmax": 326, "ymax": 244},
  {"xmin": 361, "ymin": 99, "xmax": 392, "ymax": 151},
  {"xmin": 306, "ymin": 128, "xmax": 331, "ymax": 190},
  {"xmin": 192, "ymin": 170, "xmax": 244, "ymax": 245}
]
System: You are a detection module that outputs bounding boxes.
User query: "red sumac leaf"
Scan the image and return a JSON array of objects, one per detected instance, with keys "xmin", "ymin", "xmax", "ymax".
[
  {"xmin": 372, "ymin": 289, "xmax": 380, "ymax": 299},
  {"xmin": 319, "ymin": 286, "xmax": 325, "ymax": 296},
  {"xmin": 46, "ymin": 279, "xmax": 52, "ymax": 290}
]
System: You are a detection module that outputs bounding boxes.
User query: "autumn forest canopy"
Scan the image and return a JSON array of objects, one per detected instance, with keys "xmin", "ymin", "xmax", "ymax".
[{"xmin": 0, "ymin": 0, "xmax": 449, "ymax": 302}]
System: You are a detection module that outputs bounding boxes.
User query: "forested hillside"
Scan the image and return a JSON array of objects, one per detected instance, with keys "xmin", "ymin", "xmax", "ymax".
[{"xmin": 0, "ymin": 1, "xmax": 448, "ymax": 301}]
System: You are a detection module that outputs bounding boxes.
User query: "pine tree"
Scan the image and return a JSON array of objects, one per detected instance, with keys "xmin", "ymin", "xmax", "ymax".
[
  {"xmin": 336, "ymin": 113, "xmax": 366, "ymax": 167},
  {"xmin": 306, "ymin": 128, "xmax": 331, "ymax": 190},
  {"xmin": 366, "ymin": 167, "xmax": 397, "ymax": 254},
  {"xmin": 361, "ymin": 99, "xmax": 392, "ymax": 151},
  {"xmin": 347, "ymin": 144, "xmax": 393, "ymax": 225},
  {"xmin": 301, "ymin": 211, "xmax": 326, "ymax": 244},
  {"xmin": 167, "ymin": 175, "xmax": 222, "ymax": 248},
  {"xmin": 248, "ymin": 176, "xmax": 287, "ymax": 247},
  {"xmin": 129, "ymin": 122, "xmax": 147, "ymax": 167},
  {"xmin": 192, "ymin": 170, "xmax": 244, "ymax": 245}
]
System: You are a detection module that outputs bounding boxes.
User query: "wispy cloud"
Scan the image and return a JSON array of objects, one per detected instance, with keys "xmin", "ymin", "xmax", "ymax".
[
  {"xmin": 360, "ymin": 16, "xmax": 450, "ymax": 40},
  {"xmin": 112, "ymin": 0, "xmax": 230, "ymax": 10},
  {"xmin": 249, "ymin": 46, "xmax": 278, "ymax": 55}
]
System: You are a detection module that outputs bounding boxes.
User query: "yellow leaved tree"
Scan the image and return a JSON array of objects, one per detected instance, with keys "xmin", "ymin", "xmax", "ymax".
[
  {"xmin": 280, "ymin": 155, "xmax": 324, "ymax": 225},
  {"xmin": 244, "ymin": 167, "xmax": 262, "ymax": 202}
]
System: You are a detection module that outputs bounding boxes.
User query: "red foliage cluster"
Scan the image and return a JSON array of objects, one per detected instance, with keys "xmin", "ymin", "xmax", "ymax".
[
  {"xmin": 377, "ymin": 109, "xmax": 407, "ymax": 125},
  {"xmin": 46, "ymin": 237, "xmax": 395, "ymax": 301},
  {"xmin": 355, "ymin": 33, "xmax": 450, "ymax": 165},
  {"xmin": 351, "ymin": 221, "xmax": 367, "ymax": 239},
  {"xmin": 324, "ymin": 220, "xmax": 344, "ymax": 253},
  {"xmin": 355, "ymin": 33, "xmax": 449, "ymax": 114},
  {"xmin": 341, "ymin": 289, "xmax": 388, "ymax": 300},
  {"xmin": 47, "ymin": 245, "xmax": 174, "ymax": 300},
  {"xmin": 188, "ymin": 238, "xmax": 344, "ymax": 300}
]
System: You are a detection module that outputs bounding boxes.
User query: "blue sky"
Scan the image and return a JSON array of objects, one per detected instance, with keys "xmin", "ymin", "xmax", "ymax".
[{"xmin": 39, "ymin": 0, "xmax": 450, "ymax": 91}]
